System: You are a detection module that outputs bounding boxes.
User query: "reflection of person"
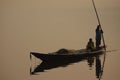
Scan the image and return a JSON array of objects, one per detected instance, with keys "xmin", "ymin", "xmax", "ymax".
[
  {"xmin": 87, "ymin": 57, "xmax": 94, "ymax": 70},
  {"xmin": 96, "ymin": 56, "xmax": 102, "ymax": 78},
  {"xmin": 86, "ymin": 38, "xmax": 95, "ymax": 51},
  {"xmin": 96, "ymin": 25, "xmax": 103, "ymax": 48}
]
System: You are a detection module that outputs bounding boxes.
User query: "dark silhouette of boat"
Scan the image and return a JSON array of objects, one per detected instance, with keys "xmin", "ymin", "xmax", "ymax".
[
  {"xmin": 30, "ymin": 46, "xmax": 105, "ymax": 62},
  {"xmin": 30, "ymin": 50, "xmax": 105, "ymax": 75}
]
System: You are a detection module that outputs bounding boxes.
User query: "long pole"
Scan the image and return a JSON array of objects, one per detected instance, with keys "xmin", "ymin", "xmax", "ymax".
[
  {"xmin": 99, "ymin": 52, "xmax": 106, "ymax": 80},
  {"xmin": 92, "ymin": 0, "xmax": 100, "ymax": 25},
  {"xmin": 91, "ymin": 1, "xmax": 106, "ymax": 80},
  {"xmin": 92, "ymin": 0, "xmax": 106, "ymax": 50}
]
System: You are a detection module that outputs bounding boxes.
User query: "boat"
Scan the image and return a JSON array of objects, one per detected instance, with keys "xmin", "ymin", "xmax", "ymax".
[
  {"xmin": 30, "ymin": 0, "xmax": 106, "ymax": 63},
  {"xmin": 30, "ymin": 52, "xmax": 104, "ymax": 74},
  {"xmin": 30, "ymin": 46, "xmax": 105, "ymax": 62}
]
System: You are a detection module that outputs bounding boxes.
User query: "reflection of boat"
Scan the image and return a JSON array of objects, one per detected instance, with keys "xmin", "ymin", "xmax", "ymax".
[
  {"xmin": 31, "ymin": 57, "xmax": 87, "ymax": 74},
  {"xmin": 30, "ymin": 50, "xmax": 105, "ymax": 75},
  {"xmin": 30, "ymin": 46, "xmax": 105, "ymax": 62}
]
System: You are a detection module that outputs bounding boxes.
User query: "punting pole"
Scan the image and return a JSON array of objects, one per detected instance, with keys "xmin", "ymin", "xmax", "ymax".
[{"xmin": 92, "ymin": 0, "xmax": 106, "ymax": 50}]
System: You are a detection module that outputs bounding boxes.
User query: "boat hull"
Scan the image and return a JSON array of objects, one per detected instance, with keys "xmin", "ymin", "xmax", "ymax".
[{"xmin": 30, "ymin": 47, "xmax": 105, "ymax": 62}]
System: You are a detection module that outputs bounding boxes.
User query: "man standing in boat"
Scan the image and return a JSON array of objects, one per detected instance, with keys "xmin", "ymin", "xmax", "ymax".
[{"xmin": 95, "ymin": 25, "xmax": 103, "ymax": 48}]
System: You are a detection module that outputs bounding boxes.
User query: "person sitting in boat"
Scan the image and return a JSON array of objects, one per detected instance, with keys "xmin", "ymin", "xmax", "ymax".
[
  {"xmin": 96, "ymin": 25, "xmax": 103, "ymax": 48},
  {"xmin": 86, "ymin": 38, "xmax": 95, "ymax": 51}
]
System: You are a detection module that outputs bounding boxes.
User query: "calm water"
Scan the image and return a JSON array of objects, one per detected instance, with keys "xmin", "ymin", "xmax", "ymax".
[
  {"xmin": 1, "ymin": 0, "xmax": 120, "ymax": 80},
  {"xmin": 29, "ymin": 49, "xmax": 120, "ymax": 80},
  {"xmin": 1, "ymin": 47, "xmax": 120, "ymax": 80}
]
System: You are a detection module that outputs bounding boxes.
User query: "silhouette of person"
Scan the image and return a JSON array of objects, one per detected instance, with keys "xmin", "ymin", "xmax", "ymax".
[
  {"xmin": 86, "ymin": 38, "xmax": 95, "ymax": 51},
  {"xmin": 87, "ymin": 57, "xmax": 94, "ymax": 70},
  {"xmin": 95, "ymin": 56, "xmax": 102, "ymax": 78},
  {"xmin": 95, "ymin": 25, "xmax": 103, "ymax": 48}
]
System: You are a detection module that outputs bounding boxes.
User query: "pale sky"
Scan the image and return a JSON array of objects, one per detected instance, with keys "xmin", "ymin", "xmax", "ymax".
[{"xmin": 1, "ymin": 0, "xmax": 120, "ymax": 51}]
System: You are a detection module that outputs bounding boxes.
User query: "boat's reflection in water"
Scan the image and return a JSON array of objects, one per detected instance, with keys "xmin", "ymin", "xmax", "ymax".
[{"xmin": 30, "ymin": 52, "xmax": 106, "ymax": 79}]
